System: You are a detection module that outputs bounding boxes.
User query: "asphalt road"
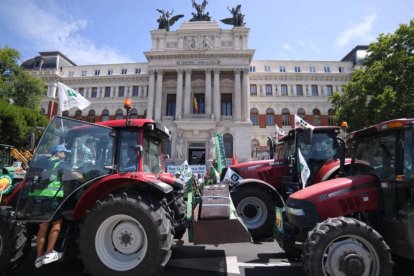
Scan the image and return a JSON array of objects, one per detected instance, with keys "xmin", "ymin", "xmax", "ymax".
[{"xmin": 9, "ymin": 235, "xmax": 413, "ymax": 276}]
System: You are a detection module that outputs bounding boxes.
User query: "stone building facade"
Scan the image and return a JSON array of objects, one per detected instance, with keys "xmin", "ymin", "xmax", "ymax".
[{"xmin": 21, "ymin": 19, "xmax": 367, "ymax": 165}]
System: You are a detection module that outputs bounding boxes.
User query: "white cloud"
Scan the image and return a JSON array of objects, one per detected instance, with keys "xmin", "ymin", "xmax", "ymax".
[
  {"xmin": 335, "ymin": 14, "xmax": 377, "ymax": 48},
  {"xmin": 0, "ymin": 0, "xmax": 133, "ymax": 64},
  {"xmin": 282, "ymin": 44, "xmax": 293, "ymax": 51}
]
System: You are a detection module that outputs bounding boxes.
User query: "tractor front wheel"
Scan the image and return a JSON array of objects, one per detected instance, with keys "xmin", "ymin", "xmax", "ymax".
[
  {"xmin": 303, "ymin": 217, "xmax": 393, "ymax": 276},
  {"xmin": 79, "ymin": 193, "xmax": 173, "ymax": 276}
]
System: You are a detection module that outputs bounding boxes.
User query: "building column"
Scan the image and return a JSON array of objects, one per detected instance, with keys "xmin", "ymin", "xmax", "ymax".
[
  {"xmin": 154, "ymin": 70, "xmax": 163, "ymax": 121},
  {"xmin": 146, "ymin": 70, "xmax": 155, "ymax": 119},
  {"xmin": 242, "ymin": 68, "xmax": 250, "ymax": 121},
  {"xmin": 234, "ymin": 68, "xmax": 242, "ymax": 121},
  {"xmin": 176, "ymin": 69, "xmax": 183, "ymax": 119},
  {"xmin": 183, "ymin": 69, "xmax": 192, "ymax": 115},
  {"xmin": 213, "ymin": 68, "xmax": 221, "ymax": 120},
  {"xmin": 205, "ymin": 69, "xmax": 212, "ymax": 115}
]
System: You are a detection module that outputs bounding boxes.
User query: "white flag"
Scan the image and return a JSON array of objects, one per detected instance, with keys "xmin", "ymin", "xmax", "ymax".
[
  {"xmin": 294, "ymin": 114, "xmax": 314, "ymax": 130},
  {"xmin": 298, "ymin": 148, "xmax": 310, "ymax": 188},
  {"xmin": 58, "ymin": 82, "xmax": 91, "ymax": 112},
  {"xmin": 275, "ymin": 124, "xmax": 285, "ymax": 137},
  {"xmin": 223, "ymin": 167, "xmax": 243, "ymax": 184},
  {"xmin": 181, "ymin": 160, "xmax": 193, "ymax": 183}
]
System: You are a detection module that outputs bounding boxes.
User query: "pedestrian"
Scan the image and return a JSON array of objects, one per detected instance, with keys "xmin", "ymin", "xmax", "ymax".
[{"xmin": 30, "ymin": 144, "xmax": 83, "ymax": 268}]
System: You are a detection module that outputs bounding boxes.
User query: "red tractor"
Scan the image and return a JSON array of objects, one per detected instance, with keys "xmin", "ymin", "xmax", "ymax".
[
  {"xmin": 281, "ymin": 118, "xmax": 414, "ymax": 275},
  {"xmin": 228, "ymin": 126, "xmax": 358, "ymax": 240},
  {"xmin": 0, "ymin": 113, "xmax": 187, "ymax": 275}
]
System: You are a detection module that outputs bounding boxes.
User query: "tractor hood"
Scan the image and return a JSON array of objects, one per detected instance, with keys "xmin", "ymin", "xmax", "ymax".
[{"xmin": 287, "ymin": 174, "xmax": 380, "ymax": 220}]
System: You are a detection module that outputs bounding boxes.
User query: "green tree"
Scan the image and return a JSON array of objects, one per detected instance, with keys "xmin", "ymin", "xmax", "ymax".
[
  {"xmin": 330, "ymin": 19, "xmax": 414, "ymax": 131},
  {"xmin": 0, "ymin": 46, "xmax": 45, "ymax": 109},
  {"xmin": 0, "ymin": 100, "xmax": 48, "ymax": 148}
]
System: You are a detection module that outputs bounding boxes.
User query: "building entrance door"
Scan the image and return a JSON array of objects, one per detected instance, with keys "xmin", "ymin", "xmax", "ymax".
[{"xmin": 188, "ymin": 142, "xmax": 205, "ymax": 165}]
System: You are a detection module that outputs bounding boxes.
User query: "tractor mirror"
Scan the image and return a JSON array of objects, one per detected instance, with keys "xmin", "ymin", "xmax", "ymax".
[
  {"xmin": 136, "ymin": 145, "xmax": 143, "ymax": 155},
  {"xmin": 303, "ymin": 128, "xmax": 313, "ymax": 145},
  {"xmin": 28, "ymin": 133, "xmax": 36, "ymax": 151},
  {"xmin": 164, "ymin": 154, "xmax": 170, "ymax": 159},
  {"xmin": 145, "ymin": 123, "xmax": 155, "ymax": 131}
]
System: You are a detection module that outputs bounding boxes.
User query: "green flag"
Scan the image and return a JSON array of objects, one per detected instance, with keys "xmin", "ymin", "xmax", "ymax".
[{"xmin": 214, "ymin": 134, "xmax": 226, "ymax": 173}]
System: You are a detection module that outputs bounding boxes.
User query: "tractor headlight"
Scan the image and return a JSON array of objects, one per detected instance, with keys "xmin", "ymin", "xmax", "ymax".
[{"xmin": 286, "ymin": 207, "xmax": 305, "ymax": 216}]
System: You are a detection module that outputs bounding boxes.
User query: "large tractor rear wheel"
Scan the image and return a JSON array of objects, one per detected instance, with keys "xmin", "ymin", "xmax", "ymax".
[
  {"xmin": 0, "ymin": 212, "xmax": 30, "ymax": 273},
  {"xmin": 303, "ymin": 217, "xmax": 393, "ymax": 276},
  {"xmin": 79, "ymin": 193, "xmax": 173, "ymax": 276},
  {"xmin": 231, "ymin": 186, "xmax": 276, "ymax": 240}
]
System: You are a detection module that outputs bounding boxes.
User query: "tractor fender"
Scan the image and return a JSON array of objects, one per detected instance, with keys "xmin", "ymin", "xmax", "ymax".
[
  {"xmin": 71, "ymin": 174, "xmax": 173, "ymax": 220},
  {"xmin": 314, "ymin": 158, "xmax": 371, "ymax": 183},
  {"xmin": 232, "ymin": 178, "xmax": 285, "ymax": 207}
]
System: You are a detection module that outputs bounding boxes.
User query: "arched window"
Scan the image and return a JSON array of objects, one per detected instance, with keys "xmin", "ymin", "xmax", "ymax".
[
  {"xmin": 87, "ymin": 109, "xmax": 95, "ymax": 123},
  {"xmin": 75, "ymin": 109, "xmax": 82, "ymax": 120},
  {"xmin": 223, "ymin": 133, "xmax": 233, "ymax": 158},
  {"xmin": 251, "ymin": 139, "xmax": 260, "ymax": 158},
  {"xmin": 250, "ymin": 108, "xmax": 259, "ymax": 126},
  {"xmin": 130, "ymin": 108, "xmax": 138, "ymax": 119},
  {"xmin": 101, "ymin": 109, "xmax": 109, "ymax": 121},
  {"xmin": 282, "ymin": 108, "xmax": 291, "ymax": 126},
  {"xmin": 313, "ymin": 108, "xmax": 321, "ymax": 126},
  {"xmin": 328, "ymin": 109, "xmax": 336, "ymax": 126},
  {"xmin": 62, "ymin": 111, "xmax": 69, "ymax": 117},
  {"xmin": 297, "ymin": 108, "xmax": 306, "ymax": 119},
  {"xmin": 265, "ymin": 108, "xmax": 275, "ymax": 126},
  {"xmin": 115, "ymin": 109, "xmax": 123, "ymax": 120}
]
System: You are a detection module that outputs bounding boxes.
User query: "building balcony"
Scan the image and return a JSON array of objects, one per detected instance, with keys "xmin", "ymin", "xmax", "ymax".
[
  {"xmin": 161, "ymin": 116, "xmax": 175, "ymax": 121},
  {"xmin": 181, "ymin": 114, "xmax": 214, "ymax": 120},
  {"xmin": 220, "ymin": 116, "xmax": 233, "ymax": 121}
]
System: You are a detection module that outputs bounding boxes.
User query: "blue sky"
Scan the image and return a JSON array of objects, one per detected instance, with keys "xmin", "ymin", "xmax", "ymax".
[{"xmin": 0, "ymin": 0, "xmax": 413, "ymax": 65}]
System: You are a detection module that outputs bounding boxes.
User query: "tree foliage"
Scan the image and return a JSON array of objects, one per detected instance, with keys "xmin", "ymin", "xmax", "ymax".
[
  {"xmin": 0, "ymin": 101, "xmax": 48, "ymax": 148},
  {"xmin": 0, "ymin": 46, "xmax": 45, "ymax": 109},
  {"xmin": 330, "ymin": 19, "xmax": 414, "ymax": 131}
]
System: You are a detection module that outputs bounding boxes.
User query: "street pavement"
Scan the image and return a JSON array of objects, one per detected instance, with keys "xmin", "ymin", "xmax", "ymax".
[{"xmin": 10, "ymin": 234, "xmax": 413, "ymax": 276}]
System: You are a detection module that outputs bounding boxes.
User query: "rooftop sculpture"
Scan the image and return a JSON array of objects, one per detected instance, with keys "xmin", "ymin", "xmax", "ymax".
[
  {"xmin": 156, "ymin": 9, "xmax": 184, "ymax": 31},
  {"xmin": 189, "ymin": 0, "xmax": 211, "ymax": 22},
  {"xmin": 221, "ymin": 5, "xmax": 245, "ymax": 27}
]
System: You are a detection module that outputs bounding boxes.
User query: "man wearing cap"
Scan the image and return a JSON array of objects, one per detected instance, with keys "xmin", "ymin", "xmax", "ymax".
[{"xmin": 31, "ymin": 144, "xmax": 83, "ymax": 268}]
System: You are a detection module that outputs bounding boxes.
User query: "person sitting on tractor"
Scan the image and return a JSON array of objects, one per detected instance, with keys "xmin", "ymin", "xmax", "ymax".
[
  {"xmin": 122, "ymin": 146, "xmax": 138, "ymax": 171},
  {"xmin": 30, "ymin": 144, "xmax": 84, "ymax": 268}
]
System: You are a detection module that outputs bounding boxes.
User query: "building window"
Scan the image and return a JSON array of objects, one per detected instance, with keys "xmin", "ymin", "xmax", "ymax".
[
  {"xmin": 194, "ymin": 93, "xmax": 205, "ymax": 114},
  {"xmin": 132, "ymin": 86, "xmax": 139, "ymax": 97},
  {"xmin": 265, "ymin": 84, "xmax": 272, "ymax": 96},
  {"xmin": 265, "ymin": 108, "xmax": 275, "ymax": 126},
  {"xmin": 282, "ymin": 108, "xmax": 291, "ymax": 126},
  {"xmin": 281, "ymin": 84, "xmax": 288, "ymax": 96},
  {"xmin": 107, "ymin": 69, "xmax": 113, "ymax": 75},
  {"xmin": 296, "ymin": 84, "xmax": 303, "ymax": 96},
  {"xmin": 279, "ymin": 65, "xmax": 286, "ymax": 72},
  {"xmin": 130, "ymin": 108, "xmax": 138, "ymax": 119},
  {"xmin": 328, "ymin": 109, "xmax": 336, "ymax": 126},
  {"xmin": 166, "ymin": 94, "xmax": 176, "ymax": 116},
  {"xmin": 249, "ymin": 66, "xmax": 256, "ymax": 72},
  {"xmin": 81, "ymin": 70, "xmax": 87, "ymax": 76},
  {"xmin": 75, "ymin": 109, "xmax": 82, "ymax": 120},
  {"xmin": 221, "ymin": 94, "xmax": 232, "ymax": 116},
  {"xmin": 324, "ymin": 66, "xmax": 331, "ymax": 73},
  {"xmin": 309, "ymin": 66, "xmax": 316, "ymax": 73},
  {"xmin": 264, "ymin": 65, "xmax": 271, "ymax": 72},
  {"xmin": 311, "ymin": 85, "xmax": 318, "ymax": 96},
  {"xmin": 294, "ymin": 66, "xmax": 301, "ymax": 73},
  {"xmin": 250, "ymin": 84, "xmax": 257, "ymax": 96},
  {"xmin": 121, "ymin": 68, "xmax": 127, "ymax": 75},
  {"xmin": 223, "ymin": 133, "xmax": 233, "ymax": 158},
  {"xmin": 297, "ymin": 108, "xmax": 306, "ymax": 119},
  {"xmin": 91, "ymin": 87, "xmax": 98, "ymax": 98},
  {"xmin": 326, "ymin": 85, "xmax": 333, "ymax": 96},
  {"xmin": 135, "ymin": 68, "xmax": 141, "ymax": 74},
  {"xmin": 104, "ymin": 87, "xmax": 111, "ymax": 98},
  {"xmin": 95, "ymin": 70, "xmax": 100, "ymax": 76},
  {"xmin": 78, "ymin": 87, "xmax": 84, "ymax": 96},
  {"xmin": 101, "ymin": 109, "xmax": 110, "ymax": 121},
  {"xmin": 118, "ymin": 86, "xmax": 125, "ymax": 97},
  {"xmin": 68, "ymin": 71, "xmax": 74, "ymax": 77},
  {"xmin": 115, "ymin": 109, "xmax": 123, "ymax": 120},
  {"xmin": 339, "ymin": 66, "xmax": 345, "ymax": 73},
  {"xmin": 312, "ymin": 109, "xmax": 321, "ymax": 126},
  {"xmin": 250, "ymin": 108, "xmax": 259, "ymax": 126},
  {"xmin": 87, "ymin": 109, "xmax": 95, "ymax": 123},
  {"xmin": 62, "ymin": 111, "xmax": 69, "ymax": 117}
]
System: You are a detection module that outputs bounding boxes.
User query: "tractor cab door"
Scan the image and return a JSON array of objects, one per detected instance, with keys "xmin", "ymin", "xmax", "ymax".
[{"xmin": 15, "ymin": 117, "xmax": 114, "ymax": 223}]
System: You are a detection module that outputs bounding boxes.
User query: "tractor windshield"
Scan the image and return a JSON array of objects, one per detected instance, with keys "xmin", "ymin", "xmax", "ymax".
[{"xmin": 16, "ymin": 117, "xmax": 114, "ymax": 222}]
